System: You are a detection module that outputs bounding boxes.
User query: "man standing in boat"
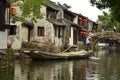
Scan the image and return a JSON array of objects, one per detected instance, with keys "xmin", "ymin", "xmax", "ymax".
[{"xmin": 85, "ymin": 35, "xmax": 90, "ymax": 51}]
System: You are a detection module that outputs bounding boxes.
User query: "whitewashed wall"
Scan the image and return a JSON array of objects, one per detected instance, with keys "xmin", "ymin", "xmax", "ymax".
[
  {"xmin": 88, "ymin": 20, "xmax": 93, "ymax": 32},
  {"xmin": 31, "ymin": 5, "xmax": 64, "ymax": 47},
  {"xmin": 0, "ymin": 30, "xmax": 7, "ymax": 49},
  {"xmin": 21, "ymin": 26, "xmax": 28, "ymax": 42},
  {"xmin": 69, "ymin": 27, "xmax": 74, "ymax": 45},
  {"xmin": 8, "ymin": 22, "xmax": 22, "ymax": 49}
]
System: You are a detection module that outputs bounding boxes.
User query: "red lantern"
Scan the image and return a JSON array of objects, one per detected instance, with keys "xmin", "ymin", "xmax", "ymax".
[
  {"xmin": 85, "ymin": 19, "xmax": 88, "ymax": 23},
  {"xmin": 82, "ymin": 19, "xmax": 88, "ymax": 24},
  {"xmin": 80, "ymin": 31, "xmax": 83, "ymax": 35},
  {"xmin": 83, "ymin": 32, "xmax": 86, "ymax": 35},
  {"xmin": 10, "ymin": 6, "xmax": 16, "ymax": 16},
  {"xmin": 83, "ymin": 19, "xmax": 85, "ymax": 23},
  {"xmin": 80, "ymin": 21, "xmax": 82, "ymax": 25},
  {"xmin": 84, "ymin": 19, "xmax": 88, "ymax": 24}
]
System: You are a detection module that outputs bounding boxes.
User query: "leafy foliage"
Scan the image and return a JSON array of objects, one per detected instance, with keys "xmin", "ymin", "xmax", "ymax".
[
  {"xmin": 97, "ymin": 12, "xmax": 113, "ymax": 30},
  {"xmin": 6, "ymin": 47, "xmax": 15, "ymax": 62},
  {"xmin": 90, "ymin": 0, "xmax": 120, "ymax": 32},
  {"xmin": 89, "ymin": 0, "xmax": 120, "ymax": 22},
  {"xmin": 97, "ymin": 12, "xmax": 120, "ymax": 32},
  {"xmin": 9, "ymin": 0, "xmax": 49, "ymax": 22}
]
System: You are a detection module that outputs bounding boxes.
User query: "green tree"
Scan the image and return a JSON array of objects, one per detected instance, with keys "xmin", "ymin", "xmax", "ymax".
[
  {"xmin": 89, "ymin": 0, "xmax": 120, "ymax": 22},
  {"xmin": 9, "ymin": 0, "xmax": 49, "ymax": 22},
  {"xmin": 97, "ymin": 12, "xmax": 120, "ymax": 32},
  {"xmin": 97, "ymin": 12, "xmax": 113, "ymax": 31}
]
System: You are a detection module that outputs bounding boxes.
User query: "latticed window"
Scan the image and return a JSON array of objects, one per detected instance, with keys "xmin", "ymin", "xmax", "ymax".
[{"xmin": 37, "ymin": 26, "xmax": 44, "ymax": 36}]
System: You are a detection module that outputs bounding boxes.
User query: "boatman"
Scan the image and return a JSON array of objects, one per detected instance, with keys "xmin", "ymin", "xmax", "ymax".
[{"xmin": 85, "ymin": 36, "xmax": 90, "ymax": 51}]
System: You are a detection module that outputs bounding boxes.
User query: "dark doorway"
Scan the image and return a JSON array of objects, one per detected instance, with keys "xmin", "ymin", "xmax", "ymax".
[{"xmin": 73, "ymin": 27, "xmax": 77, "ymax": 45}]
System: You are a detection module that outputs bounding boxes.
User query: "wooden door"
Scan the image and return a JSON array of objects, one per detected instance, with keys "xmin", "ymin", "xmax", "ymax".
[{"xmin": 73, "ymin": 28, "xmax": 77, "ymax": 45}]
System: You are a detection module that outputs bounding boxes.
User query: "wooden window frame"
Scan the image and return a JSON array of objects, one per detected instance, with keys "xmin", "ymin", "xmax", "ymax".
[{"xmin": 37, "ymin": 26, "xmax": 44, "ymax": 36}]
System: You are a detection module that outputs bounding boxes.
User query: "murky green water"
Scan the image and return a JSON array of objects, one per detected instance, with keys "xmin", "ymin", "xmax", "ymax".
[{"xmin": 0, "ymin": 47, "xmax": 120, "ymax": 80}]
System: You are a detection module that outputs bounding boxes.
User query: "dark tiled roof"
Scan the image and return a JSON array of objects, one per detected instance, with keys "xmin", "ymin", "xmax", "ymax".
[
  {"xmin": 47, "ymin": 1, "xmax": 61, "ymax": 11},
  {"xmin": 71, "ymin": 23, "xmax": 81, "ymax": 28},
  {"xmin": 48, "ymin": 1, "xmax": 77, "ymax": 17},
  {"xmin": 47, "ymin": 18, "xmax": 81, "ymax": 29},
  {"xmin": 22, "ymin": 20, "xmax": 34, "ymax": 28},
  {"xmin": 61, "ymin": 19, "xmax": 81, "ymax": 28},
  {"xmin": 47, "ymin": 19, "xmax": 65, "ymax": 26}
]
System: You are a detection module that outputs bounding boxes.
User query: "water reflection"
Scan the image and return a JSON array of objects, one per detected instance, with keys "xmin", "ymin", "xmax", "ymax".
[
  {"xmin": 17, "ymin": 60, "xmax": 88, "ymax": 80},
  {"xmin": 94, "ymin": 47, "xmax": 120, "ymax": 80},
  {"xmin": 1, "ymin": 47, "xmax": 120, "ymax": 80},
  {"xmin": 0, "ymin": 65, "xmax": 14, "ymax": 80},
  {"xmin": 0, "ymin": 59, "xmax": 89, "ymax": 80}
]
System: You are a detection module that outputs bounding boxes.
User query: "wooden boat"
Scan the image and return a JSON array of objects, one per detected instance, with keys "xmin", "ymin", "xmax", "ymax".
[{"xmin": 22, "ymin": 50, "xmax": 93, "ymax": 60}]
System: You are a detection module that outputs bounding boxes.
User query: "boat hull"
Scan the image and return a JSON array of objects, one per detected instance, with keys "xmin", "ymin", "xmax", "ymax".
[{"xmin": 23, "ymin": 50, "xmax": 93, "ymax": 60}]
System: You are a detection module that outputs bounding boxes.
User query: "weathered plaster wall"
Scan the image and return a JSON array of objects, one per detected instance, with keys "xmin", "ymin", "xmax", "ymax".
[
  {"xmin": 73, "ymin": 16, "xmax": 78, "ymax": 24},
  {"xmin": 88, "ymin": 20, "xmax": 93, "ymax": 32},
  {"xmin": 57, "ymin": 9, "xmax": 63, "ymax": 19},
  {"xmin": 69, "ymin": 27, "xmax": 73, "ymax": 45},
  {"xmin": 0, "ymin": 30, "xmax": 7, "ymax": 49},
  {"xmin": 21, "ymin": 26, "xmax": 28, "ymax": 42},
  {"xmin": 8, "ymin": 22, "xmax": 22, "ymax": 49},
  {"xmin": 31, "ymin": 6, "xmax": 63, "ymax": 47}
]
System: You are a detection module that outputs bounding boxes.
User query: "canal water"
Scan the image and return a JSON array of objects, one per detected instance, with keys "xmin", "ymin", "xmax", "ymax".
[{"xmin": 0, "ymin": 47, "xmax": 120, "ymax": 80}]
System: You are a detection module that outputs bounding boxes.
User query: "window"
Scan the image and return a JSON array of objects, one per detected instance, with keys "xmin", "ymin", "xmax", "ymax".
[
  {"xmin": 5, "ymin": 8, "xmax": 10, "ymax": 25},
  {"xmin": 38, "ymin": 27, "xmax": 44, "ymax": 36},
  {"xmin": 48, "ymin": 12, "xmax": 57, "ymax": 19},
  {"xmin": 9, "ymin": 25, "xmax": 16, "ymax": 35},
  {"xmin": 64, "ymin": 11, "xmax": 75, "ymax": 22},
  {"xmin": 46, "ymin": 7, "xmax": 58, "ymax": 20}
]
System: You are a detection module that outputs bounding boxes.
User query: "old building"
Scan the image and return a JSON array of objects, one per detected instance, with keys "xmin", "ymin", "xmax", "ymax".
[
  {"xmin": 8, "ymin": 1, "xmax": 97, "ymax": 50},
  {"xmin": 8, "ymin": 1, "xmax": 82, "ymax": 49},
  {"xmin": 0, "ymin": 0, "xmax": 10, "ymax": 49}
]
